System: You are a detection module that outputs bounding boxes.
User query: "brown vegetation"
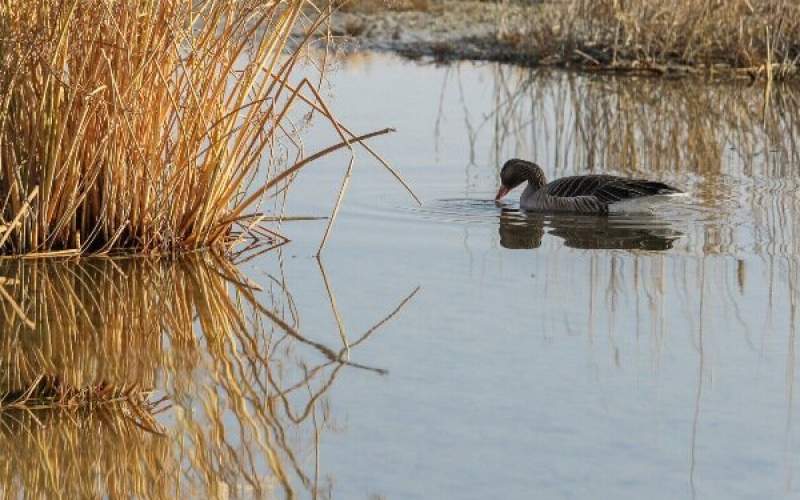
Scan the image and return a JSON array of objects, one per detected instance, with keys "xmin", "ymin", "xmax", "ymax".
[
  {"xmin": 0, "ymin": 1, "xmax": 410, "ymax": 256},
  {"xmin": 334, "ymin": 0, "xmax": 800, "ymax": 79},
  {"xmin": 513, "ymin": 0, "xmax": 800, "ymax": 78}
]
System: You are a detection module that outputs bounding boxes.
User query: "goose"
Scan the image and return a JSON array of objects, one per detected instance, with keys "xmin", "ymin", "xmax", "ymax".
[{"xmin": 495, "ymin": 159, "xmax": 684, "ymax": 214}]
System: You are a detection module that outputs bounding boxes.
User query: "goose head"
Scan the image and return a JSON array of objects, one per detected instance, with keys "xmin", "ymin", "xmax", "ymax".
[{"xmin": 495, "ymin": 159, "xmax": 546, "ymax": 200}]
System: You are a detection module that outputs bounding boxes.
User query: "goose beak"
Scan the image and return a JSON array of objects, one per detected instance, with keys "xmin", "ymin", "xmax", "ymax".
[{"xmin": 495, "ymin": 186, "xmax": 510, "ymax": 201}]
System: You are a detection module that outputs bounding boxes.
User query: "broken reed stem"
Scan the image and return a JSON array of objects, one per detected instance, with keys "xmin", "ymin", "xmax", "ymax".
[
  {"xmin": 318, "ymin": 155, "xmax": 355, "ymax": 255},
  {"xmin": 268, "ymin": 71, "xmax": 422, "ymax": 206},
  {"xmin": 224, "ymin": 127, "xmax": 396, "ymax": 226}
]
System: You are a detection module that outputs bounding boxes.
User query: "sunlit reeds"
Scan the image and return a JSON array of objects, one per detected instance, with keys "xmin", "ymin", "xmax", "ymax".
[
  {"xmin": 0, "ymin": 1, "xmax": 403, "ymax": 256},
  {"xmin": 518, "ymin": 0, "xmax": 800, "ymax": 78}
]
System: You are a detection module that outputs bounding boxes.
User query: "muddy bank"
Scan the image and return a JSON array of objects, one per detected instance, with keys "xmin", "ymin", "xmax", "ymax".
[
  {"xmin": 328, "ymin": 0, "xmax": 798, "ymax": 80},
  {"xmin": 329, "ymin": 0, "xmax": 536, "ymax": 64}
]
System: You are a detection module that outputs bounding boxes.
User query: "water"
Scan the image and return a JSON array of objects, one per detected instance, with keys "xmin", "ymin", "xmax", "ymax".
[{"xmin": 2, "ymin": 52, "xmax": 800, "ymax": 499}]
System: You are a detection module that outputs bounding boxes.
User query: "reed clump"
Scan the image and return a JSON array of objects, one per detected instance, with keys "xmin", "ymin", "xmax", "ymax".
[
  {"xmin": 0, "ymin": 0, "xmax": 386, "ymax": 256},
  {"xmin": 520, "ymin": 0, "xmax": 800, "ymax": 78}
]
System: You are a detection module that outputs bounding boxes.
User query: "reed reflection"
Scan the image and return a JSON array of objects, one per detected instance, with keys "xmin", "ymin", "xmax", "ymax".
[
  {"xmin": 0, "ymin": 253, "xmax": 416, "ymax": 498},
  {"xmin": 472, "ymin": 67, "xmax": 800, "ymax": 178},
  {"xmin": 439, "ymin": 63, "xmax": 800, "ymax": 256}
]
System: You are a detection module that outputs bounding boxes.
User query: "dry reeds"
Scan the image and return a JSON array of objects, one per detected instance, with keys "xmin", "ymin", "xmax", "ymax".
[
  {"xmin": 520, "ymin": 0, "xmax": 800, "ymax": 78},
  {"xmin": 0, "ymin": 1, "xmax": 400, "ymax": 256}
]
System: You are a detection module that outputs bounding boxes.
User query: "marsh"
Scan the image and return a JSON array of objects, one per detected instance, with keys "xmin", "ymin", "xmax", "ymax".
[{"xmin": 2, "ymin": 28, "xmax": 800, "ymax": 500}]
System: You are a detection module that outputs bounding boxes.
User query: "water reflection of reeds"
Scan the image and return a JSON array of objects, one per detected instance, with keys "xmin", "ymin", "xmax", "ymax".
[
  {"xmin": 478, "ymin": 69, "xmax": 800, "ymax": 176},
  {"xmin": 476, "ymin": 68, "xmax": 800, "ymax": 489},
  {"xmin": 0, "ymin": 254, "xmax": 414, "ymax": 498},
  {"xmin": 440, "ymin": 64, "xmax": 800, "ymax": 256}
]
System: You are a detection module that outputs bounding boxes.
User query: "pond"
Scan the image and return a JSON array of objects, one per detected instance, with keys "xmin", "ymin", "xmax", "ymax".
[{"xmin": 2, "ymin": 52, "xmax": 799, "ymax": 499}]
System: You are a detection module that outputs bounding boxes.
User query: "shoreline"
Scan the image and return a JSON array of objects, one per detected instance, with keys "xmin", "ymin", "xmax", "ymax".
[{"xmin": 328, "ymin": 1, "xmax": 798, "ymax": 81}]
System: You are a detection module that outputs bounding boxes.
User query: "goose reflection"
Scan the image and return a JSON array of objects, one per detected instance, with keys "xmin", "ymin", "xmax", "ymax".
[{"xmin": 499, "ymin": 210, "xmax": 682, "ymax": 251}]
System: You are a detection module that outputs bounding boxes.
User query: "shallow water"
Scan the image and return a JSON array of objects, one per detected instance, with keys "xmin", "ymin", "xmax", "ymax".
[
  {"xmin": 3, "ymin": 53, "xmax": 800, "ymax": 499},
  {"xmin": 272, "ymin": 53, "xmax": 800, "ymax": 499}
]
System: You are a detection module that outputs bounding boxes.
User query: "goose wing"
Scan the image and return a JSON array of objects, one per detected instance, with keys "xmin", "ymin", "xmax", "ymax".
[
  {"xmin": 544, "ymin": 175, "xmax": 615, "ymax": 198},
  {"xmin": 545, "ymin": 175, "xmax": 682, "ymax": 204}
]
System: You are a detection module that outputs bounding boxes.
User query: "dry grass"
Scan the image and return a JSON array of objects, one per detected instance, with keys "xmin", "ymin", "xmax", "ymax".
[
  {"xmin": 336, "ymin": 0, "xmax": 431, "ymax": 14},
  {"xmin": 0, "ymin": 1, "xmax": 408, "ymax": 256},
  {"xmin": 521, "ymin": 0, "xmax": 800, "ymax": 78}
]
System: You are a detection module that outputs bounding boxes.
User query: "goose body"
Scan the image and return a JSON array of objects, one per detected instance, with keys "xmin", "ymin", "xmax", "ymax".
[{"xmin": 496, "ymin": 160, "xmax": 684, "ymax": 215}]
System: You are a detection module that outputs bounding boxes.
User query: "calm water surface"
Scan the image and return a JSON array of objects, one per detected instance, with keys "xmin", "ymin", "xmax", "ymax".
[
  {"xmin": 274, "ymin": 53, "xmax": 800, "ymax": 499},
  {"xmin": 3, "ymin": 52, "xmax": 800, "ymax": 499}
]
